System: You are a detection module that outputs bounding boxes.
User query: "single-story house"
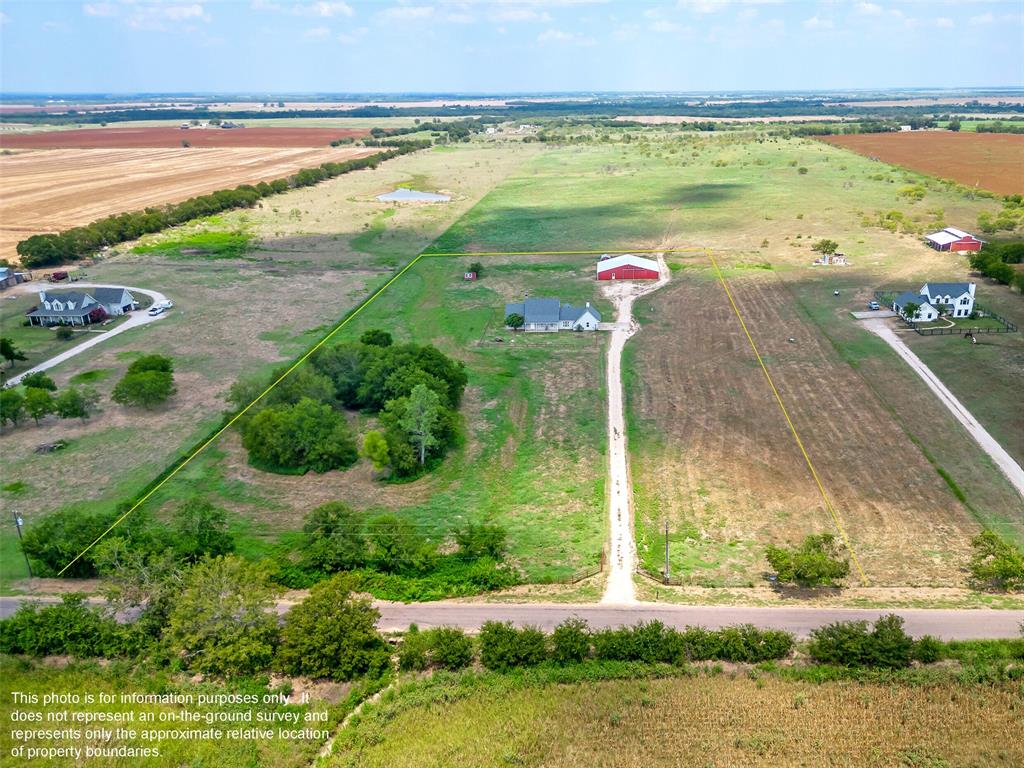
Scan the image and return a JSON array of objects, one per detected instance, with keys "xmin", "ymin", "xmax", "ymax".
[
  {"xmin": 892, "ymin": 291, "xmax": 939, "ymax": 323},
  {"xmin": 596, "ymin": 254, "xmax": 660, "ymax": 281},
  {"xmin": 27, "ymin": 288, "xmax": 136, "ymax": 326},
  {"xmin": 376, "ymin": 188, "xmax": 451, "ymax": 203},
  {"xmin": 921, "ymin": 281, "xmax": 975, "ymax": 317},
  {"xmin": 505, "ymin": 297, "xmax": 601, "ymax": 332},
  {"xmin": 924, "ymin": 227, "xmax": 984, "ymax": 252}
]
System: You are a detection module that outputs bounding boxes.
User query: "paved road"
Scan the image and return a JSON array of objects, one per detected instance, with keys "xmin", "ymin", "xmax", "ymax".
[
  {"xmin": 861, "ymin": 317, "xmax": 1024, "ymax": 497},
  {"xmin": 4, "ymin": 283, "xmax": 170, "ymax": 387},
  {"xmin": 2, "ymin": 596, "xmax": 1020, "ymax": 640}
]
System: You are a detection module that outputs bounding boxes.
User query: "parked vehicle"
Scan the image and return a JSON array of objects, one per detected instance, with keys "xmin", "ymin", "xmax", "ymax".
[
  {"xmin": 147, "ymin": 306, "xmax": 165, "ymax": 316},
  {"xmin": 867, "ymin": 300, "xmax": 881, "ymax": 310}
]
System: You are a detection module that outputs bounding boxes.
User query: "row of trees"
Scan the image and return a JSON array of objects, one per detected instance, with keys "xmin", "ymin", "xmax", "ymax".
[
  {"xmin": 233, "ymin": 330, "xmax": 467, "ymax": 477},
  {"xmin": 15, "ymin": 145, "xmax": 422, "ymax": 268}
]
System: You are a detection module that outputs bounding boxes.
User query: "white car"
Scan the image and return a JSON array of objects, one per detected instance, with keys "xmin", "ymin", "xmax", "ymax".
[{"xmin": 147, "ymin": 306, "xmax": 165, "ymax": 316}]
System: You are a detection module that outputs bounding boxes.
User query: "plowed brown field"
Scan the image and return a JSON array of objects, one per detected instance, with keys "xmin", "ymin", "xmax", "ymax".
[
  {"xmin": 0, "ymin": 146, "xmax": 375, "ymax": 260},
  {"xmin": 628, "ymin": 271, "xmax": 981, "ymax": 587},
  {"xmin": 0, "ymin": 126, "xmax": 369, "ymax": 148},
  {"xmin": 819, "ymin": 132, "xmax": 1024, "ymax": 195}
]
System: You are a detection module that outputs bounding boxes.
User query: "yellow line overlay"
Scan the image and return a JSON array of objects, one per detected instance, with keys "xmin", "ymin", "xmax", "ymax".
[
  {"xmin": 53, "ymin": 245, "xmax": 711, "ymax": 575},
  {"xmin": 705, "ymin": 249, "xmax": 869, "ymax": 586},
  {"xmin": 57, "ymin": 251, "xmax": 429, "ymax": 576}
]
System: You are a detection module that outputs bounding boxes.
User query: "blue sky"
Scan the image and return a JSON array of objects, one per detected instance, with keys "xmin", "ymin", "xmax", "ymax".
[{"xmin": 1, "ymin": 1, "xmax": 1022, "ymax": 93}]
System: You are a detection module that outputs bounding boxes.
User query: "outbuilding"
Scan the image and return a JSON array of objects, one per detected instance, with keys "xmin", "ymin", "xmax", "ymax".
[
  {"xmin": 596, "ymin": 254, "xmax": 660, "ymax": 281},
  {"xmin": 924, "ymin": 227, "xmax": 984, "ymax": 252}
]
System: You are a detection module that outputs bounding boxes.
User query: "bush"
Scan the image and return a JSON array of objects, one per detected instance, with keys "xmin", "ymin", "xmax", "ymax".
[
  {"xmin": 429, "ymin": 627, "xmax": 474, "ymax": 670},
  {"xmin": 398, "ymin": 625, "xmax": 430, "ymax": 671},
  {"xmin": 127, "ymin": 354, "xmax": 174, "ymax": 375},
  {"xmin": 300, "ymin": 501, "xmax": 367, "ymax": 573},
  {"xmin": 241, "ymin": 398, "xmax": 358, "ymax": 473},
  {"xmin": 968, "ymin": 530, "xmax": 1024, "ymax": 592},
  {"xmin": 111, "ymin": 369, "xmax": 176, "ymax": 409},
  {"xmin": 20, "ymin": 508, "xmax": 121, "ymax": 577},
  {"xmin": 913, "ymin": 635, "xmax": 944, "ymax": 664},
  {"xmin": 172, "ymin": 497, "xmax": 234, "ymax": 563},
  {"xmin": 276, "ymin": 573, "xmax": 390, "ymax": 681},
  {"xmin": 766, "ymin": 533, "xmax": 850, "ymax": 588},
  {"xmin": 0, "ymin": 594, "xmax": 122, "ymax": 657},
  {"xmin": 56, "ymin": 326, "xmax": 75, "ymax": 341},
  {"xmin": 479, "ymin": 621, "xmax": 547, "ymax": 671},
  {"xmin": 164, "ymin": 556, "xmax": 280, "ymax": 677},
  {"xmin": 552, "ymin": 617, "xmax": 591, "ymax": 664},
  {"xmin": 716, "ymin": 624, "xmax": 795, "ymax": 663},
  {"xmin": 807, "ymin": 614, "xmax": 914, "ymax": 668},
  {"xmin": 20, "ymin": 372, "xmax": 57, "ymax": 391}
]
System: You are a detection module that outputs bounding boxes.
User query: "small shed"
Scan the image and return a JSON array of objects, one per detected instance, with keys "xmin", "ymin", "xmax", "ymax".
[
  {"xmin": 597, "ymin": 254, "xmax": 660, "ymax": 281},
  {"xmin": 463, "ymin": 272, "xmax": 477, "ymax": 281}
]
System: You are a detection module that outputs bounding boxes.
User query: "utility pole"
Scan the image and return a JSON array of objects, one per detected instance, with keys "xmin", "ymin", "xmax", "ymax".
[
  {"xmin": 12, "ymin": 510, "xmax": 33, "ymax": 578},
  {"xmin": 663, "ymin": 520, "xmax": 670, "ymax": 584}
]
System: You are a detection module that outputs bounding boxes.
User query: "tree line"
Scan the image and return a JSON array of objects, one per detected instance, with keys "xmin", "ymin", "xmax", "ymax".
[{"xmin": 15, "ymin": 144, "xmax": 423, "ymax": 269}]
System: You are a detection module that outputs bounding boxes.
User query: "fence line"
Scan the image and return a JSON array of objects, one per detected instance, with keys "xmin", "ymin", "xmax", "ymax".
[{"xmin": 873, "ymin": 291, "xmax": 1017, "ymax": 336}]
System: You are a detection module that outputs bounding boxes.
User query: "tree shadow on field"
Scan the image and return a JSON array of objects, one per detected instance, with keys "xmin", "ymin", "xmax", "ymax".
[{"xmin": 656, "ymin": 182, "xmax": 745, "ymax": 207}]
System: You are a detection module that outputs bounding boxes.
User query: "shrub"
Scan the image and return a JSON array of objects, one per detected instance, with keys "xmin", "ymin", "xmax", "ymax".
[
  {"xmin": 454, "ymin": 523, "xmax": 507, "ymax": 560},
  {"xmin": 429, "ymin": 627, "xmax": 474, "ymax": 671},
  {"xmin": 913, "ymin": 635, "xmax": 944, "ymax": 664},
  {"xmin": 20, "ymin": 508, "xmax": 120, "ymax": 577},
  {"xmin": 807, "ymin": 614, "xmax": 914, "ymax": 668},
  {"xmin": 301, "ymin": 501, "xmax": 367, "ymax": 573},
  {"xmin": 276, "ymin": 573, "xmax": 390, "ymax": 681},
  {"xmin": 23, "ymin": 387, "xmax": 56, "ymax": 425},
  {"xmin": 164, "ymin": 556, "xmax": 280, "ymax": 677},
  {"xmin": 127, "ymin": 354, "xmax": 174, "ymax": 375},
  {"xmin": 0, "ymin": 389, "xmax": 26, "ymax": 426},
  {"xmin": 398, "ymin": 625, "xmax": 430, "ymax": 671},
  {"xmin": 111, "ymin": 369, "xmax": 176, "ymax": 409},
  {"xmin": 968, "ymin": 530, "xmax": 1024, "ymax": 592},
  {"xmin": 479, "ymin": 621, "xmax": 547, "ymax": 671},
  {"xmin": 55, "ymin": 386, "xmax": 100, "ymax": 421},
  {"xmin": 20, "ymin": 372, "xmax": 57, "ymax": 391},
  {"xmin": 552, "ymin": 617, "xmax": 591, "ymax": 664},
  {"xmin": 241, "ymin": 398, "xmax": 357, "ymax": 473},
  {"xmin": 56, "ymin": 326, "xmax": 75, "ymax": 341},
  {"xmin": 172, "ymin": 497, "xmax": 234, "ymax": 563},
  {"xmin": 0, "ymin": 594, "xmax": 121, "ymax": 657},
  {"xmin": 766, "ymin": 533, "xmax": 850, "ymax": 588},
  {"xmin": 716, "ymin": 624, "xmax": 795, "ymax": 663}
]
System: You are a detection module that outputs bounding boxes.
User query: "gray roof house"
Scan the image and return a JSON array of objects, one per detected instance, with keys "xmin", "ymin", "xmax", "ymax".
[
  {"xmin": 27, "ymin": 288, "xmax": 137, "ymax": 326},
  {"xmin": 505, "ymin": 297, "xmax": 601, "ymax": 332},
  {"xmin": 892, "ymin": 291, "xmax": 939, "ymax": 323}
]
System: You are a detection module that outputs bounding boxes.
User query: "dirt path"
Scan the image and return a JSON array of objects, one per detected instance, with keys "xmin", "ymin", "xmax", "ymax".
[
  {"xmin": 861, "ymin": 317, "xmax": 1024, "ymax": 498},
  {"xmin": 601, "ymin": 256, "xmax": 670, "ymax": 605},
  {"xmin": 5, "ymin": 283, "xmax": 171, "ymax": 387}
]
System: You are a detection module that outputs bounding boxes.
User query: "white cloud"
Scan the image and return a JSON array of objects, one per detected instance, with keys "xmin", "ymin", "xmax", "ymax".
[
  {"xmin": 378, "ymin": 5, "xmax": 434, "ymax": 22},
  {"xmin": 337, "ymin": 25, "xmax": 368, "ymax": 43},
  {"xmin": 300, "ymin": 2, "xmax": 353, "ymax": 18},
  {"xmin": 490, "ymin": 7, "xmax": 551, "ymax": 23},
  {"xmin": 737, "ymin": 7, "xmax": 757, "ymax": 22},
  {"xmin": 651, "ymin": 18, "xmax": 684, "ymax": 32},
  {"xmin": 446, "ymin": 11, "xmax": 475, "ymax": 23},
  {"xmin": 83, "ymin": 2, "xmax": 117, "ymax": 17},
  {"xmin": 305, "ymin": 24, "xmax": 330, "ymax": 37},
  {"xmin": 935, "ymin": 16, "xmax": 954, "ymax": 28},
  {"xmin": 0, "ymin": 11, "xmax": 9, "ymax": 25},
  {"xmin": 802, "ymin": 15, "xmax": 833, "ymax": 29},
  {"xmin": 537, "ymin": 27, "xmax": 595, "ymax": 45},
  {"xmin": 969, "ymin": 12, "xmax": 993, "ymax": 24},
  {"xmin": 856, "ymin": 2, "xmax": 883, "ymax": 15}
]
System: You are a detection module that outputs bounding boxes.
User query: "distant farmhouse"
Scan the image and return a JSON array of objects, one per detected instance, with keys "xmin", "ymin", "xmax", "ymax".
[
  {"xmin": 376, "ymin": 188, "xmax": 451, "ymax": 203},
  {"xmin": 27, "ymin": 288, "xmax": 137, "ymax": 326},
  {"xmin": 0, "ymin": 267, "xmax": 31, "ymax": 291},
  {"xmin": 924, "ymin": 227, "xmax": 984, "ymax": 252},
  {"xmin": 505, "ymin": 298, "xmax": 601, "ymax": 332},
  {"xmin": 893, "ymin": 281, "xmax": 976, "ymax": 322},
  {"xmin": 596, "ymin": 254, "xmax": 660, "ymax": 281}
]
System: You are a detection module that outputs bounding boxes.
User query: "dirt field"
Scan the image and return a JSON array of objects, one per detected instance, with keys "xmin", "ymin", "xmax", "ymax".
[
  {"xmin": 0, "ymin": 146, "xmax": 374, "ymax": 260},
  {"xmin": 0, "ymin": 126, "xmax": 369, "ymax": 149},
  {"xmin": 819, "ymin": 132, "xmax": 1024, "ymax": 195},
  {"xmin": 626, "ymin": 268, "xmax": 983, "ymax": 588}
]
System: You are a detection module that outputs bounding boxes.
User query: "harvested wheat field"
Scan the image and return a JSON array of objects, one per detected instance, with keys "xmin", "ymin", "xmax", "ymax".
[
  {"xmin": 0, "ymin": 126, "xmax": 369, "ymax": 148},
  {"xmin": 626, "ymin": 270, "xmax": 985, "ymax": 588},
  {"xmin": 0, "ymin": 146, "xmax": 374, "ymax": 259},
  {"xmin": 819, "ymin": 131, "xmax": 1024, "ymax": 195}
]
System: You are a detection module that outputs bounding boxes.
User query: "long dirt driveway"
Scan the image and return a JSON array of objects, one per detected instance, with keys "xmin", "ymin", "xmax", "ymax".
[
  {"xmin": 861, "ymin": 317, "xmax": 1024, "ymax": 498},
  {"xmin": 601, "ymin": 256, "xmax": 670, "ymax": 604}
]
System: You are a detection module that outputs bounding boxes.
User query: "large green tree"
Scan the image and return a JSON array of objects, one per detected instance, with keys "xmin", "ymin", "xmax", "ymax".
[
  {"xmin": 0, "ymin": 337, "xmax": 27, "ymax": 370},
  {"xmin": 400, "ymin": 383, "xmax": 442, "ymax": 466},
  {"xmin": 55, "ymin": 386, "xmax": 100, "ymax": 421},
  {"xmin": 275, "ymin": 573, "xmax": 390, "ymax": 680},
  {"xmin": 301, "ymin": 502, "xmax": 367, "ymax": 573},
  {"xmin": 164, "ymin": 556, "xmax": 280, "ymax": 677},
  {"xmin": 23, "ymin": 387, "xmax": 56, "ymax": 425},
  {"xmin": 111, "ymin": 370, "xmax": 176, "ymax": 409},
  {"xmin": 242, "ymin": 397, "xmax": 358, "ymax": 473},
  {"xmin": 766, "ymin": 533, "xmax": 850, "ymax": 588},
  {"xmin": 0, "ymin": 389, "xmax": 26, "ymax": 427},
  {"xmin": 173, "ymin": 498, "xmax": 234, "ymax": 563}
]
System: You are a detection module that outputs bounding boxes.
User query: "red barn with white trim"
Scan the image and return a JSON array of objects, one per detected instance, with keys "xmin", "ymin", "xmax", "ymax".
[
  {"xmin": 596, "ymin": 254, "xmax": 660, "ymax": 280},
  {"xmin": 924, "ymin": 227, "xmax": 984, "ymax": 252}
]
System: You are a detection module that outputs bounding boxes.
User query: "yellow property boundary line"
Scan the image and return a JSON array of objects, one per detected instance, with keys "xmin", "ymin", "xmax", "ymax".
[
  {"xmin": 705, "ymin": 249, "xmax": 869, "ymax": 586},
  {"xmin": 57, "ymin": 245, "xmax": 860, "ymax": 581}
]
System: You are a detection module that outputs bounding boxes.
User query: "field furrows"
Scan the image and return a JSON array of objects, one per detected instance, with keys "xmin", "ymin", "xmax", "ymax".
[{"xmin": 629, "ymin": 271, "xmax": 979, "ymax": 586}]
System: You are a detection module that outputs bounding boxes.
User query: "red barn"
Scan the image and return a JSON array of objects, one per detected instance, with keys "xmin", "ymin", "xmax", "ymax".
[
  {"xmin": 925, "ymin": 227, "xmax": 984, "ymax": 252},
  {"xmin": 596, "ymin": 254, "xmax": 660, "ymax": 280}
]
